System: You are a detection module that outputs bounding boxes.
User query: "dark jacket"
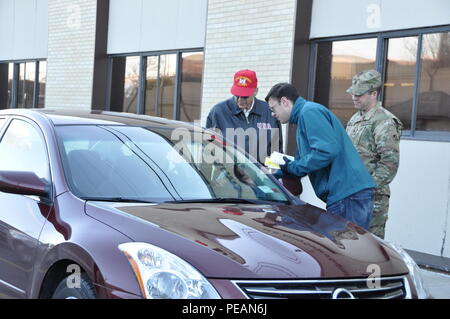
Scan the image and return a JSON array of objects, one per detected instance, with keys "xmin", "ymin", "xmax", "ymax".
[
  {"xmin": 280, "ymin": 97, "xmax": 375, "ymax": 206},
  {"xmin": 206, "ymin": 97, "xmax": 283, "ymax": 163}
]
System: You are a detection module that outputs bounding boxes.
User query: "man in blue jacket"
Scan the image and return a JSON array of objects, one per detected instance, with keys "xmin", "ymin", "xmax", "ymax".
[
  {"xmin": 265, "ymin": 83, "xmax": 375, "ymax": 230},
  {"xmin": 206, "ymin": 69, "xmax": 282, "ymax": 164}
]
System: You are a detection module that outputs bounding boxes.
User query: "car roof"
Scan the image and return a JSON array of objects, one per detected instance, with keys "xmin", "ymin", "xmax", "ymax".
[{"xmin": 0, "ymin": 108, "xmax": 199, "ymax": 130}]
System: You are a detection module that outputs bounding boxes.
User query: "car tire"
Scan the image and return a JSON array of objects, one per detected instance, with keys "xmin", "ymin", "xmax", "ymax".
[{"xmin": 51, "ymin": 272, "xmax": 96, "ymax": 299}]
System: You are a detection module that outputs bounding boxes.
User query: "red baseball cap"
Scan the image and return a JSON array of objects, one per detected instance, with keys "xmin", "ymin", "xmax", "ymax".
[{"xmin": 230, "ymin": 69, "xmax": 258, "ymax": 96}]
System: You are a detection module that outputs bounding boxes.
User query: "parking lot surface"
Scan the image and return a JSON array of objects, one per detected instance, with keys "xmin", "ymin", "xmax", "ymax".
[{"xmin": 421, "ymin": 268, "xmax": 450, "ymax": 299}]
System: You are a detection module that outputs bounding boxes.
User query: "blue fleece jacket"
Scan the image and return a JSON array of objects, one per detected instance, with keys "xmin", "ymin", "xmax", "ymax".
[{"xmin": 283, "ymin": 97, "xmax": 375, "ymax": 206}]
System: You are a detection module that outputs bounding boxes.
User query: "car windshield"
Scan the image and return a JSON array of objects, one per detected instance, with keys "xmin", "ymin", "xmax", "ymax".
[{"xmin": 55, "ymin": 125, "xmax": 290, "ymax": 204}]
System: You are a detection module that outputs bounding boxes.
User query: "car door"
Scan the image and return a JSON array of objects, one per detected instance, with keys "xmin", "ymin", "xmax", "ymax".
[{"xmin": 0, "ymin": 118, "xmax": 52, "ymax": 298}]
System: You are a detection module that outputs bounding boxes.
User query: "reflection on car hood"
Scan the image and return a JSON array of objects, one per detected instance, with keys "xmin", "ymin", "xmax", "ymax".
[{"xmin": 85, "ymin": 201, "xmax": 409, "ymax": 279}]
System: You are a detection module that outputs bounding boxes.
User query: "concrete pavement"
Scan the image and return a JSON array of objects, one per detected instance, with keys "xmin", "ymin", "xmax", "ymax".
[{"xmin": 421, "ymin": 268, "xmax": 450, "ymax": 299}]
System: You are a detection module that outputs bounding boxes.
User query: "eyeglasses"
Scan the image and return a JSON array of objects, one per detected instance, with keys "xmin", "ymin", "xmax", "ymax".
[{"xmin": 235, "ymin": 95, "xmax": 251, "ymax": 100}]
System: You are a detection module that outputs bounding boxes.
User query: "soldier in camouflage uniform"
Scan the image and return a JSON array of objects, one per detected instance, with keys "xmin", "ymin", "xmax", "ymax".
[{"xmin": 346, "ymin": 70, "xmax": 403, "ymax": 239}]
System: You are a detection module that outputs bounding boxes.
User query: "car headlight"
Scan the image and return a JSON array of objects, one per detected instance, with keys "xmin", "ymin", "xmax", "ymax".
[
  {"xmin": 118, "ymin": 242, "xmax": 221, "ymax": 299},
  {"xmin": 385, "ymin": 241, "xmax": 429, "ymax": 299}
]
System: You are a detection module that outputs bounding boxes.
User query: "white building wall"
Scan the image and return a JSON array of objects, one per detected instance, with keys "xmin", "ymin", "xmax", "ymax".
[
  {"xmin": 200, "ymin": 0, "xmax": 297, "ymax": 128},
  {"xmin": 45, "ymin": 0, "xmax": 97, "ymax": 110},
  {"xmin": 0, "ymin": 0, "xmax": 48, "ymax": 61},
  {"xmin": 35, "ymin": 0, "xmax": 49, "ymax": 59},
  {"xmin": 387, "ymin": 140, "xmax": 450, "ymax": 257},
  {"xmin": 0, "ymin": 0, "xmax": 14, "ymax": 61},
  {"xmin": 310, "ymin": 0, "xmax": 450, "ymax": 38},
  {"xmin": 107, "ymin": 0, "xmax": 208, "ymax": 54}
]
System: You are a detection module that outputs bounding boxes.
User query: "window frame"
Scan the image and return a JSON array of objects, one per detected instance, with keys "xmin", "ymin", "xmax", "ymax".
[
  {"xmin": 0, "ymin": 59, "xmax": 46, "ymax": 109},
  {"xmin": 310, "ymin": 25, "xmax": 450, "ymax": 141},
  {"xmin": 106, "ymin": 48, "xmax": 204, "ymax": 122}
]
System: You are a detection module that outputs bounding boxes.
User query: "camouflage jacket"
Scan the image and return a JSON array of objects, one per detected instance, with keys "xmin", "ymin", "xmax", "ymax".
[{"xmin": 346, "ymin": 103, "xmax": 403, "ymax": 196}]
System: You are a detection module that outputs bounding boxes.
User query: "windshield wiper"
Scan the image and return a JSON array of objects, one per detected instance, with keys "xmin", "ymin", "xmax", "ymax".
[
  {"xmin": 164, "ymin": 198, "xmax": 279, "ymax": 204},
  {"xmin": 80, "ymin": 197, "xmax": 156, "ymax": 204}
]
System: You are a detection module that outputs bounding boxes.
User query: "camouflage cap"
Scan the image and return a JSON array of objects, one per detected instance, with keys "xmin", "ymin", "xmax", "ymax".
[{"xmin": 346, "ymin": 70, "xmax": 382, "ymax": 95}]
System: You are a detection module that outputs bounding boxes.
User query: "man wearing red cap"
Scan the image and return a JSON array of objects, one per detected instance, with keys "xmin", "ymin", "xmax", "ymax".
[{"xmin": 206, "ymin": 69, "xmax": 283, "ymax": 164}]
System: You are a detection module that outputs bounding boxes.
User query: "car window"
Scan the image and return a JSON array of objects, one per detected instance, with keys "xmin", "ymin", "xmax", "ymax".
[
  {"xmin": 182, "ymin": 139, "xmax": 288, "ymax": 203},
  {"xmin": 55, "ymin": 125, "xmax": 290, "ymax": 204},
  {"xmin": 56, "ymin": 125, "xmax": 200, "ymax": 201},
  {"xmin": 109, "ymin": 126, "xmax": 212, "ymax": 198},
  {"xmin": 0, "ymin": 119, "xmax": 50, "ymax": 181},
  {"xmin": 112, "ymin": 126, "xmax": 289, "ymax": 203}
]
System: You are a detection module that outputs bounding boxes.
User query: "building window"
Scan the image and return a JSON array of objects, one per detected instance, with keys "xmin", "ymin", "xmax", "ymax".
[
  {"xmin": 417, "ymin": 32, "xmax": 450, "ymax": 132},
  {"xmin": 312, "ymin": 27, "xmax": 450, "ymax": 139},
  {"xmin": 144, "ymin": 54, "xmax": 177, "ymax": 119},
  {"xmin": 0, "ymin": 60, "xmax": 46, "ymax": 109},
  {"xmin": 159, "ymin": 54, "xmax": 177, "ymax": 120},
  {"xmin": 144, "ymin": 56, "xmax": 158, "ymax": 117},
  {"xmin": 123, "ymin": 56, "xmax": 140, "ymax": 114},
  {"xmin": 8, "ymin": 64, "xmax": 13, "ymax": 107},
  {"xmin": 384, "ymin": 37, "xmax": 419, "ymax": 131},
  {"xmin": 38, "ymin": 61, "xmax": 47, "ymax": 108},
  {"xmin": 0, "ymin": 63, "xmax": 10, "ymax": 108},
  {"xmin": 315, "ymin": 38, "xmax": 377, "ymax": 124},
  {"xmin": 180, "ymin": 52, "xmax": 204, "ymax": 122},
  {"xmin": 109, "ymin": 50, "xmax": 204, "ymax": 122},
  {"xmin": 18, "ymin": 62, "xmax": 37, "ymax": 108}
]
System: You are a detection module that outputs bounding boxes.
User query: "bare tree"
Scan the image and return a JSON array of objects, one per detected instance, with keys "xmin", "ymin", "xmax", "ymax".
[{"xmin": 421, "ymin": 32, "xmax": 450, "ymax": 91}]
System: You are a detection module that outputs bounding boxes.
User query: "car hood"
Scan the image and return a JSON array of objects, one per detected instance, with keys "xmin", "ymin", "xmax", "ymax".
[{"xmin": 85, "ymin": 201, "xmax": 409, "ymax": 279}]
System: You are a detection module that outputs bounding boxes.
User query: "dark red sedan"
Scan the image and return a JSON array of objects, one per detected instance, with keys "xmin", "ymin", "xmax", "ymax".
[{"xmin": 0, "ymin": 109, "xmax": 428, "ymax": 299}]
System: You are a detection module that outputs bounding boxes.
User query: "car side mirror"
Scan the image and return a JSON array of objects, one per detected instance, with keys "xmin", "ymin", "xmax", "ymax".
[{"xmin": 0, "ymin": 170, "xmax": 51, "ymax": 198}]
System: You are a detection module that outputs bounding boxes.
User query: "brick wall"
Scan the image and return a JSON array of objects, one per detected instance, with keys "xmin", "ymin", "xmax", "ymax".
[
  {"xmin": 45, "ymin": 0, "xmax": 97, "ymax": 110},
  {"xmin": 200, "ymin": 0, "xmax": 297, "ymax": 125}
]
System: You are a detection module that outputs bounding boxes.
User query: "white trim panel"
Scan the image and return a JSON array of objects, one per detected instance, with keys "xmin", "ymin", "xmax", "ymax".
[
  {"xmin": 107, "ymin": 0, "xmax": 207, "ymax": 54},
  {"xmin": 0, "ymin": 0, "xmax": 48, "ymax": 61},
  {"xmin": 310, "ymin": 0, "xmax": 450, "ymax": 39}
]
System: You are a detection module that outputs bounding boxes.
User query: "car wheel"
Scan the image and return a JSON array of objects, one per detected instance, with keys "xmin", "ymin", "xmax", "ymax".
[{"xmin": 51, "ymin": 273, "xmax": 96, "ymax": 299}]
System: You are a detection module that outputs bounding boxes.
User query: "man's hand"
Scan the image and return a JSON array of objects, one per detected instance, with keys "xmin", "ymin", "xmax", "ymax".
[{"xmin": 279, "ymin": 156, "xmax": 292, "ymax": 175}]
